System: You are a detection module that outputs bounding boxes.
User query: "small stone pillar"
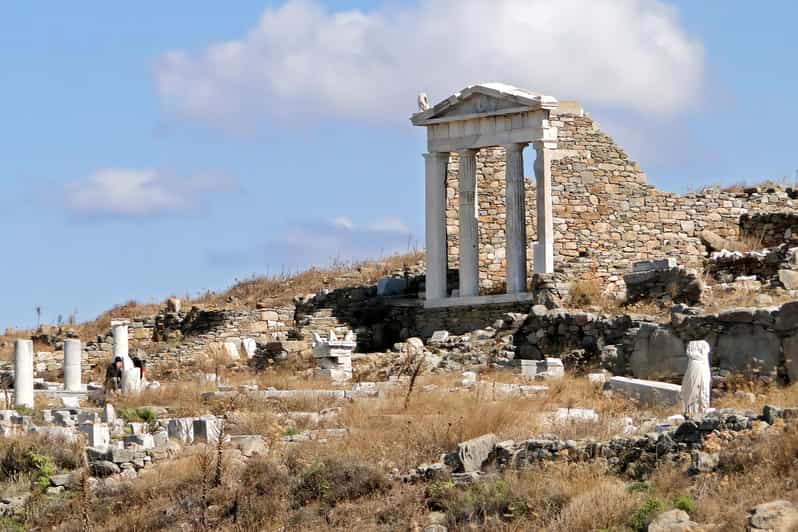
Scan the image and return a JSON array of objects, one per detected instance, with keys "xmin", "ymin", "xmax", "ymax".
[
  {"xmin": 111, "ymin": 320, "xmax": 133, "ymax": 370},
  {"xmin": 312, "ymin": 330, "xmax": 355, "ymax": 382},
  {"xmin": 13, "ymin": 340, "xmax": 34, "ymax": 409},
  {"xmin": 63, "ymin": 339, "xmax": 82, "ymax": 392}
]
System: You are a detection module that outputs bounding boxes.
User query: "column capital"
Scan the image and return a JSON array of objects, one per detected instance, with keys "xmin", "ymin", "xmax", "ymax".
[
  {"xmin": 502, "ymin": 142, "xmax": 528, "ymax": 153},
  {"xmin": 457, "ymin": 148, "xmax": 479, "ymax": 157},
  {"xmin": 423, "ymin": 151, "xmax": 449, "ymax": 160},
  {"xmin": 532, "ymin": 140, "xmax": 558, "ymax": 151}
]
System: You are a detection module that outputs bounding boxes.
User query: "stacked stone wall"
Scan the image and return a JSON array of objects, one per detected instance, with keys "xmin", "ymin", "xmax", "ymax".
[
  {"xmin": 4, "ymin": 306, "xmax": 299, "ymax": 379},
  {"xmin": 444, "ymin": 107, "xmax": 797, "ymax": 292},
  {"xmin": 740, "ymin": 212, "xmax": 798, "ymax": 247}
]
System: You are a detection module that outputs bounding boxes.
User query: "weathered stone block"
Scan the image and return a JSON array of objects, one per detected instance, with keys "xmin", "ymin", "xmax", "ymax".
[
  {"xmin": 630, "ymin": 324, "xmax": 686, "ymax": 379},
  {"xmin": 448, "ymin": 433, "xmax": 497, "ymax": 473},
  {"xmin": 608, "ymin": 376, "xmax": 681, "ymax": 407},
  {"xmin": 167, "ymin": 418, "xmax": 194, "ymax": 444},
  {"xmin": 716, "ymin": 324, "xmax": 780, "ymax": 377},
  {"xmin": 193, "ymin": 417, "xmax": 221, "ymax": 445},
  {"xmin": 79, "ymin": 423, "xmax": 110, "ymax": 449}
]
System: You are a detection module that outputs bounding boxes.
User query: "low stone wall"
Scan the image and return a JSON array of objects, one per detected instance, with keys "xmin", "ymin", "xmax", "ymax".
[
  {"xmin": 513, "ymin": 301, "xmax": 798, "ymax": 384},
  {"xmin": 705, "ymin": 245, "xmax": 798, "ymax": 286},
  {"xmin": 623, "ymin": 259, "xmax": 702, "ymax": 305},
  {"xmin": 403, "ymin": 407, "xmax": 795, "ymax": 484},
  {"xmin": 740, "ymin": 212, "xmax": 798, "ymax": 247},
  {"xmin": 7, "ymin": 305, "xmax": 301, "ymax": 379}
]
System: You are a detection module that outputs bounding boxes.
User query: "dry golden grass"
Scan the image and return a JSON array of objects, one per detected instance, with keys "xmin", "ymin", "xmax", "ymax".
[
  {"xmin": 567, "ymin": 278, "xmax": 603, "ymax": 307},
  {"xmin": 701, "ymin": 284, "xmax": 796, "ymax": 314},
  {"xmin": 285, "ymin": 375, "xmax": 654, "ymax": 473},
  {"xmin": 194, "ymin": 250, "xmax": 423, "ymax": 309}
]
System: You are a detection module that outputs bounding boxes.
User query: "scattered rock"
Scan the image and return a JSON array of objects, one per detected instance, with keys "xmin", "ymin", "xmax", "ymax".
[
  {"xmin": 90, "ymin": 461, "xmax": 121, "ymax": 478},
  {"xmin": 648, "ymin": 509, "xmax": 701, "ymax": 531},
  {"xmin": 447, "ymin": 433, "xmax": 497, "ymax": 473},
  {"xmin": 749, "ymin": 500, "xmax": 798, "ymax": 531}
]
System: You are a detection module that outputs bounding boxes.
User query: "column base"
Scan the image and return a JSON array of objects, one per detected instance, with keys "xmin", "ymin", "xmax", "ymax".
[{"xmin": 424, "ymin": 292, "xmax": 536, "ymax": 309}]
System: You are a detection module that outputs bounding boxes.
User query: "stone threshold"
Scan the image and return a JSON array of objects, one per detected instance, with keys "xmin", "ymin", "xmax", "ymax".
[{"xmin": 424, "ymin": 292, "xmax": 536, "ymax": 309}]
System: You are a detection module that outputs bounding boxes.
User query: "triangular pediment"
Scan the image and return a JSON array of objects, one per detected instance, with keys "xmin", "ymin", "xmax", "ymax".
[{"xmin": 411, "ymin": 83, "xmax": 558, "ymax": 125}]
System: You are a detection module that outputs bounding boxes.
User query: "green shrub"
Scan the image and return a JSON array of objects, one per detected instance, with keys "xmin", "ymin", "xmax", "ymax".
[
  {"xmin": 673, "ymin": 495, "xmax": 697, "ymax": 514},
  {"xmin": 27, "ymin": 451, "xmax": 55, "ymax": 489},
  {"xmin": 119, "ymin": 407, "xmax": 155, "ymax": 423},
  {"xmin": 293, "ymin": 458, "xmax": 388, "ymax": 507},
  {"xmin": 426, "ymin": 478, "xmax": 528, "ymax": 525},
  {"xmin": 0, "ymin": 516, "xmax": 25, "ymax": 532},
  {"xmin": 15, "ymin": 406, "xmax": 35, "ymax": 417},
  {"xmin": 0, "ymin": 440, "xmax": 56, "ymax": 489},
  {"xmin": 626, "ymin": 481, "xmax": 650, "ymax": 493},
  {"xmin": 629, "ymin": 498, "xmax": 665, "ymax": 532}
]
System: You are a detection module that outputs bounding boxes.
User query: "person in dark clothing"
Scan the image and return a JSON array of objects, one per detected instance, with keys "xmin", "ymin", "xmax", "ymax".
[
  {"xmin": 105, "ymin": 357, "xmax": 123, "ymax": 393},
  {"xmin": 132, "ymin": 355, "xmax": 146, "ymax": 380}
]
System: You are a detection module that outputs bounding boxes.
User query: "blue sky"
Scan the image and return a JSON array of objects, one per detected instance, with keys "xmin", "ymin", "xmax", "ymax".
[{"xmin": 1, "ymin": 0, "xmax": 796, "ymax": 329}]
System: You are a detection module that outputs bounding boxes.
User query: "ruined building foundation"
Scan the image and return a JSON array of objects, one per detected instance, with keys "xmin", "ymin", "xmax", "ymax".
[{"xmin": 414, "ymin": 83, "xmax": 797, "ymax": 300}]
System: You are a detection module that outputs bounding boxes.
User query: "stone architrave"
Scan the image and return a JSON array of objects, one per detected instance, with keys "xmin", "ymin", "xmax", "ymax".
[
  {"xmin": 13, "ymin": 340, "xmax": 34, "ymax": 409},
  {"xmin": 63, "ymin": 339, "xmax": 82, "ymax": 392}
]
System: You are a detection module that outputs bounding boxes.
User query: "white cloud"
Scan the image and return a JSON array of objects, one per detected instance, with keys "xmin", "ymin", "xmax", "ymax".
[
  {"xmin": 330, "ymin": 215, "xmax": 409, "ymax": 234},
  {"xmin": 332, "ymin": 216, "xmax": 355, "ymax": 230},
  {"xmin": 64, "ymin": 168, "xmax": 234, "ymax": 218},
  {"xmin": 155, "ymin": 0, "xmax": 704, "ymax": 129},
  {"xmin": 365, "ymin": 216, "xmax": 409, "ymax": 234}
]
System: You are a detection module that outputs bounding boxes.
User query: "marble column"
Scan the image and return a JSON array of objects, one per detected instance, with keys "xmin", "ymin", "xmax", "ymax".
[
  {"xmin": 111, "ymin": 320, "xmax": 133, "ymax": 370},
  {"xmin": 504, "ymin": 143, "xmax": 528, "ymax": 293},
  {"xmin": 533, "ymin": 142, "xmax": 555, "ymax": 274},
  {"xmin": 63, "ymin": 338, "xmax": 82, "ymax": 392},
  {"xmin": 424, "ymin": 152, "xmax": 449, "ymax": 301},
  {"xmin": 458, "ymin": 149, "xmax": 480, "ymax": 297},
  {"xmin": 14, "ymin": 339, "xmax": 34, "ymax": 409}
]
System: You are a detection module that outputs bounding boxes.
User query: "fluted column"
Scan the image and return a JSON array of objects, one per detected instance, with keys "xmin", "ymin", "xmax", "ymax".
[
  {"xmin": 458, "ymin": 149, "xmax": 480, "ymax": 296},
  {"xmin": 533, "ymin": 141, "xmax": 555, "ymax": 273},
  {"xmin": 424, "ymin": 152, "xmax": 449, "ymax": 301},
  {"xmin": 504, "ymin": 143, "xmax": 528, "ymax": 293}
]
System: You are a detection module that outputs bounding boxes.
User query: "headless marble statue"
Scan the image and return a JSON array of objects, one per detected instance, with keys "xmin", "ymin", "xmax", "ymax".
[{"xmin": 682, "ymin": 340, "xmax": 711, "ymax": 417}]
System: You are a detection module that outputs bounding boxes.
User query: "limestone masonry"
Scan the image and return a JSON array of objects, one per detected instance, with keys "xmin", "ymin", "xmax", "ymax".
[{"xmin": 444, "ymin": 104, "xmax": 797, "ymax": 293}]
